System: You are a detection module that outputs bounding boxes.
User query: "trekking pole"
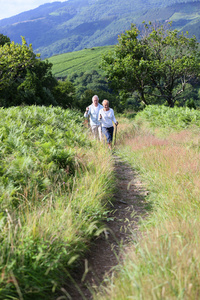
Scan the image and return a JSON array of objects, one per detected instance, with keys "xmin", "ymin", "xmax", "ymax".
[
  {"xmin": 114, "ymin": 123, "xmax": 117, "ymax": 146},
  {"xmin": 99, "ymin": 114, "xmax": 102, "ymax": 141},
  {"xmin": 86, "ymin": 107, "xmax": 90, "ymax": 131},
  {"xmin": 87, "ymin": 114, "xmax": 90, "ymax": 129}
]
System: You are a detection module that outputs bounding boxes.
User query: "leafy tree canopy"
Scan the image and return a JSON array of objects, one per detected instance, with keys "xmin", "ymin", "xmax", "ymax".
[
  {"xmin": 0, "ymin": 33, "xmax": 10, "ymax": 46},
  {"xmin": 68, "ymin": 70, "xmax": 119, "ymax": 111},
  {"xmin": 101, "ymin": 22, "xmax": 200, "ymax": 108},
  {"xmin": 52, "ymin": 79, "xmax": 76, "ymax": 109},
  {"xmin": 0, "ymin": 37, "xmax": 57, "ymax": 107}
]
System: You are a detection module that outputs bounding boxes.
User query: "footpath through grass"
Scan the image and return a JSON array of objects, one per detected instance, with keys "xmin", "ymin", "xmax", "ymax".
[
  {"xmin": 95, "ymin": 105, "xmax": 200, "ymax": 299},
  {"xmin": 0, "ymin": 106, "xmax": 115, "ymax": 299}
]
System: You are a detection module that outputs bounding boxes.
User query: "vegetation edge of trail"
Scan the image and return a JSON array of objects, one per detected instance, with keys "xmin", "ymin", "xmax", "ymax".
[
  {"xmin": 95, "ymin": 106, "xmax": 200, "ymax": 299},
  {"xmin": 0, "ymin": 105, "xmax": 116, "ymax": 299}
]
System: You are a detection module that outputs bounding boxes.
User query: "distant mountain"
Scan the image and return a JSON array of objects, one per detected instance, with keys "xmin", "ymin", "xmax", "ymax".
[{"xmin": 0, "ymin": 0, "xmax": 199, "ymax": 58}]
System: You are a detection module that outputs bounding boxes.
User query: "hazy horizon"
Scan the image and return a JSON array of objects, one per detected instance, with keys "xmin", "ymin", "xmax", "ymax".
[{"xmin": 0, "ymin": 0, "xmax": 67, "ymax": 20}]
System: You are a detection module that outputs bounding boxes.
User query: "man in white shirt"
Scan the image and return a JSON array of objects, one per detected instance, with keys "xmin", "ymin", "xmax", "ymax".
[{"xmin": 84, "ymin": 95, "xmax": 103, "ymax": 140}]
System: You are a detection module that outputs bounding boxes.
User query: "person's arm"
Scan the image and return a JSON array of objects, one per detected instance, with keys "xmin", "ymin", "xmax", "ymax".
[{"xmin": 84, "ymin": 106, "xmax": 90, "ymax": 118}]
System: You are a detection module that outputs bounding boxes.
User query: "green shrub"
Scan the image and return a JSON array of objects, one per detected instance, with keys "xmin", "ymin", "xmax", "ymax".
[{"xmin": 135, "ymin": 105, "xmax": 200, "ymax": 129}]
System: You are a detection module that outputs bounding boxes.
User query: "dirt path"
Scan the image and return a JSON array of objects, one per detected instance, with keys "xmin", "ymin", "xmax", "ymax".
[{"xmin": 59, "ymin": 155, "xmax": 150, "ymax": 300}]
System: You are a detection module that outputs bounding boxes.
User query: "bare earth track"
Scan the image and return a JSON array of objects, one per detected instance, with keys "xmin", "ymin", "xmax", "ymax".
[{"xmin": 60, "ymin": 155, "xmax": 150, "ymax": 300}]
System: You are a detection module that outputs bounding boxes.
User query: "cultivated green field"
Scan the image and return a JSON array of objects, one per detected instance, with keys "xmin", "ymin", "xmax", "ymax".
[{"xmin": 48, "ymin": 45, "xmax": 114, "ymax": 78}]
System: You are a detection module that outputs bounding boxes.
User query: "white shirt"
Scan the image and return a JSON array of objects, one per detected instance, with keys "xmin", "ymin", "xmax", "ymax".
[
  {"xmin": 84, "ymin": 103, "xmax": 103, "ymax": 126},
  {"xmin": 98, "ymin": 108, "xmax": 117, "ymax": 128}
]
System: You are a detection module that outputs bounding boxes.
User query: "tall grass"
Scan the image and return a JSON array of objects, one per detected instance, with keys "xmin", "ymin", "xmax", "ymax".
[
  {"xmin": 135, "ymin": 105, "xmax": 200, "ymax": 129},
  {"xmin": 0, "ymin": 106, "xmax": 115, "ymax": 299},
  {"xmin": 95, "ymin": 106, "xmax": 200, "ymax": 299}
]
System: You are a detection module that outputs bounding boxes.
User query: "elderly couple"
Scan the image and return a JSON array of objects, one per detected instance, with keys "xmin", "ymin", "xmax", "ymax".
[{"xmin": 84, "ymin": 95, "xmax": 118, "ymax": 150}]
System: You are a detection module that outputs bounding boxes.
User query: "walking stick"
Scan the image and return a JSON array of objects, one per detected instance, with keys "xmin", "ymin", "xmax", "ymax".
[
  {"xmin": 86, "ymin": 107, "xmax": 91, "ymax": 132},
  {"xmin": 87, "ymin": 114, "xmax": 90, "ymax": 129},
  {"xmin": 114, "ymin": 123, "xmax": 117, "ymax": 146}
]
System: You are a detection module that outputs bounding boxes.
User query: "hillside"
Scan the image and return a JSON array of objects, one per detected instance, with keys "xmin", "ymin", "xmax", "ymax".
[
  {"xmin": 0, "ymin": 0, "xmax": 200, "ymax": 58},
  {"xmin": 48, "ymin": 45, "xmax": 114, "ymax": 77}
]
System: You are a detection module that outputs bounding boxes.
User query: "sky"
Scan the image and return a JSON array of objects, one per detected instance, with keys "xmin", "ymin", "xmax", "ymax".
[{"xmin": 0, "ymin": 0, "xmax": 67, "ymax": 20}]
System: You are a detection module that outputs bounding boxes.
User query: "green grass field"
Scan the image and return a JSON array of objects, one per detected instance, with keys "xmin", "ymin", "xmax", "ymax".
[{"xmin": 48, "ymin": 45, "xmax": 114, "ymax": 78}]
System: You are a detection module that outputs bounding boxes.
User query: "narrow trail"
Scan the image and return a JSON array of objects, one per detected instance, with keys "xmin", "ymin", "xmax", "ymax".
[{"xmin": 62, "ymin": 155, "xmax": 150, "ymax": 300}]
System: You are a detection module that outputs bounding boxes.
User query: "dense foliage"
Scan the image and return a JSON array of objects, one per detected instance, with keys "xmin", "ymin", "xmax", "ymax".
[
  {"xmin": 0, "ymin": 37, "xmax": 58, "ymax": 107},
  {"xmin": 101, "ymin": 23, "xmax": 200, "ymax": 108},
  {"xmin": 0, "ymin": 36, "xmax": 79, "ymax": 108},
  {"xmin": 0, "ymin": 106, "xmax": 115, "ymax": 299},
  {"xmin": 0, "ymin": 106, "xmax": 86, "ymax": 211},
  {"xmin": 0, "ymin": 33, "xmax": 10, "ymax": 46},
  {"xmin": 135, "ymin": 105, "xmax": 200, "ymax": 128},
  {"xmin": 68, "ymin": 70, "xmax": 121, "ymax": 112},
  {"xmin": 52, "ymin": 78, "xmax": 76, "ymax": 108}
]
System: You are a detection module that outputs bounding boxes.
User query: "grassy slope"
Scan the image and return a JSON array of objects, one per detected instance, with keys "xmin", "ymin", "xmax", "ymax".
[
  {"xmin": 48, "ymin": 45, "xmax": 114, "ymax": 77},
  {"xmin": 0, "ymin": 106, "xmax": 115, "ymax": 299},
  {"xmin": 95, "ymin": 106, "xmax": 200, "ymax": 299}
]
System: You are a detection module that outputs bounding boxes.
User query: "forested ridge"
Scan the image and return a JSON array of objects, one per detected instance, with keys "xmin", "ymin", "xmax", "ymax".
[{"xmin": 0, "ymin": 0, "xmax": 200, "ymax": 58}]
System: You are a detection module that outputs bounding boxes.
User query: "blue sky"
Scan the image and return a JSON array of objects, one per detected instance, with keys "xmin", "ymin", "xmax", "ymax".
[{"xmin": 0, "ymin": 0, "xmax": 67, "ymax": 20}]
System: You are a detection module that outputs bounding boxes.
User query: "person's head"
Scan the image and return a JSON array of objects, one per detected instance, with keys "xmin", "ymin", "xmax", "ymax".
[
  {"xmin": 92, "ymin": 95, "xmax": 99, "ymax": 107},
  {"xmin": 102, "ymin": 99, "xmax": 109, "ymax": 110}
]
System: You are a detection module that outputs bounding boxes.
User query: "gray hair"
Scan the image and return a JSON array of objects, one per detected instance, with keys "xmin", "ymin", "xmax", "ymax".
[
  {"xmin": 102, "ymin": 99, "xmax": 109, "ymax": 106},
  {"xmin": 92, "ymin": 95, "xmax": 99, "ymax": 102}
]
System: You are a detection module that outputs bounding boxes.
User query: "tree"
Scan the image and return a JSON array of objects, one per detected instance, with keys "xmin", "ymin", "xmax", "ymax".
[
  {"xmin": 53, "ymin": 79, "xmax": 76, "ymax": 108},
  {"xmin": 0, "ymin": 33, "xmax": 10, "ymax": 46},
  {"xmin": 78, "ymin": 89, "xmax": 95, "ymax": 111},
  {"xmin": 68, "ymin": 70, "xmax": 119, "ymax": 111},
  {"xmin": 101, "ymin": 23, "xmax": 200, "ymax": 108},
  {"xmin": 0, "ymin": 37, "xmax": 57, "ymax": 107}
]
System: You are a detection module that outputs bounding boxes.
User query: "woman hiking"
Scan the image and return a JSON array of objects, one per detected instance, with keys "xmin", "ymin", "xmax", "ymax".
[{"xmin": 98, "ymin": 99, "xmax": 118, "ymax": 150}]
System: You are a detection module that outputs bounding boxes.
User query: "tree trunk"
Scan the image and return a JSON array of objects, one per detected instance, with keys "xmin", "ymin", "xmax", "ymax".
[{"xmin": 167, "ymin": 97, "xmax": 174, "ymax": 107}]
